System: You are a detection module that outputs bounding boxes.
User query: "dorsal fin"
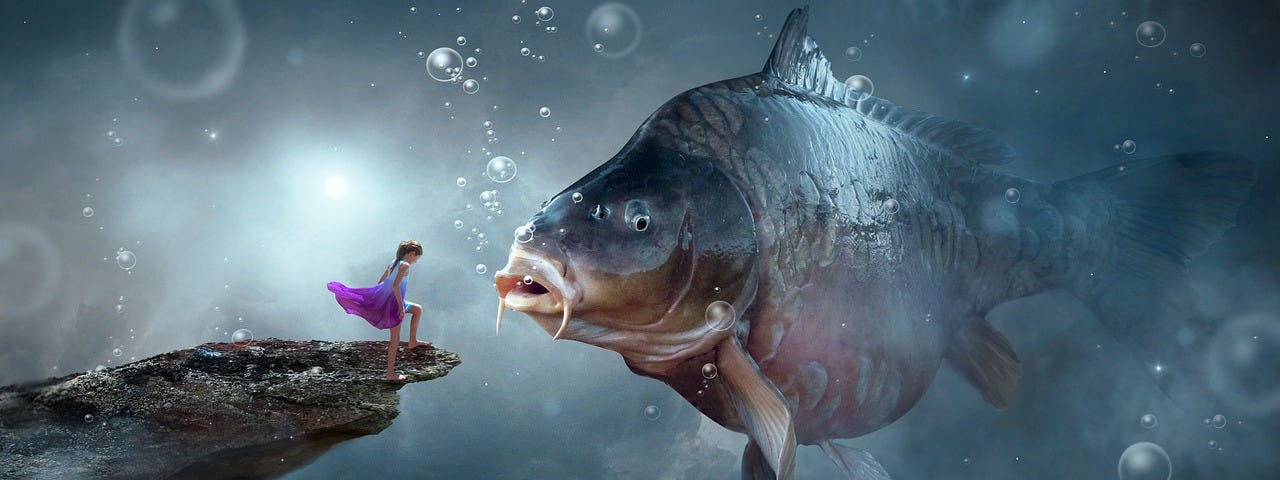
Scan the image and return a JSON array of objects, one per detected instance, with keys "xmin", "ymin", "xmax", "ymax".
[{"xmin": 763, "ymin": 7, "xmax": 1016, "ymax": 165}]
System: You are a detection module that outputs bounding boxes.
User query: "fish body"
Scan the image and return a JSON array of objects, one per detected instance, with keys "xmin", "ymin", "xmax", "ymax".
[{"xmin": 495, "ymin": 7, "xmax": 1253, "ymax": 479}]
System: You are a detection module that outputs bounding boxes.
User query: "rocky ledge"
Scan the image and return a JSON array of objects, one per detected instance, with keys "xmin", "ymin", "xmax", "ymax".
[{"xmin": 0, "ymin": 339, "xmax": 460, "ymax": 479}]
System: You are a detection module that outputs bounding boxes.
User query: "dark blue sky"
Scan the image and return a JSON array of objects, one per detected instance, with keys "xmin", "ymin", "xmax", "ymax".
[{"xmin": 1, "ymin": 1, "xmax": 1277, "ymax": 478}]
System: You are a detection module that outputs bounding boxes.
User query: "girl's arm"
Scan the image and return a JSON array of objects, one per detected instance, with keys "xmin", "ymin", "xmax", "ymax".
[{"xmin": 391, "ymin": 262, "xmax": 410, "ymax": 314}]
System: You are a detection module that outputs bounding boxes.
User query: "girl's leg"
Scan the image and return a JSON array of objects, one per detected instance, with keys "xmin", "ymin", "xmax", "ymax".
[
  {"xmin": 406, "ymin": 303, "xmax": 429, "ymax": 349},
  {"xmin": 386, "ymin": 324, "xmax": 406, "ymax": 381}
]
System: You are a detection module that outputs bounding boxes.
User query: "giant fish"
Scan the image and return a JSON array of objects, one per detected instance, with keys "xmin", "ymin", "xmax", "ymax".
[{"xmin": 493, "ymin": 7, "xmax": 1254, "ymax": 479}]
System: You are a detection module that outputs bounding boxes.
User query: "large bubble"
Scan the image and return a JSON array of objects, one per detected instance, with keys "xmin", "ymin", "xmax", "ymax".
[
  {"xmin": 1118, "ymin": 442, "xmax": 1171, "ymax": 480},
  {"xmin": 116, "ymin": 0, "xmax": 247, "ymax": 101},
  {"xmin": 0, "ymin": 222, "xmax": 61, "ymax": 319},
  {"xmin": 705, "ymin": 301, "xmax": 736, "ymax": 331},
  {"xmin": 585, "ymin": 3, "xmax": 643, "ymax": 59},
  {"xmin": 845, "ymin": 75, "xmax": 874, "ymax": 101},
  {"xmin": 426, "ymin": 47, "xmax": 464, "ymax": 82},
  {"xmin": 1207, "ymin": 313, "xmax": 1280, "ymax": 415},
  {"xmin": 485, "ymin": 156, "xmax": 517, "ymax": 183}
]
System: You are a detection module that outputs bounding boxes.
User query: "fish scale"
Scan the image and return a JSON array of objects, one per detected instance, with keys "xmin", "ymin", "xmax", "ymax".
[{"xmin": 494, "ymin": 7, "xmax": 1253, "ymax": 479}]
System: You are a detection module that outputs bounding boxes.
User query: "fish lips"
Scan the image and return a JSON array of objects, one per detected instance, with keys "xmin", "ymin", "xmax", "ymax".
[{"xmin": 494, "ymin": 246, "xmax": 579, "ymax": 340}]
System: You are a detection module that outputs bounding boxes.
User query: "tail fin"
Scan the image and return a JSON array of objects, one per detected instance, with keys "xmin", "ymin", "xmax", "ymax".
[{"xmin": 1055, "ymin": 152, "xmax": 1255, "ymax": 409}]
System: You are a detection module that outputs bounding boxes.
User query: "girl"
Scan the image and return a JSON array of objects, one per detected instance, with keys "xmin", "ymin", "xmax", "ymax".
[{"xmin": 327, "ymin": 240, "xmax": 430, "ymax": 381}]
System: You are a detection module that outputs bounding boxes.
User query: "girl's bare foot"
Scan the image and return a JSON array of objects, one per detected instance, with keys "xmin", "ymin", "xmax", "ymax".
[
  {"xmin": 385, "ymin": 373, "xmax": 408, "ymax": 382},
  {"xmin": 405, "ymin": 341, "xmax": 431, "ymax": 350}
]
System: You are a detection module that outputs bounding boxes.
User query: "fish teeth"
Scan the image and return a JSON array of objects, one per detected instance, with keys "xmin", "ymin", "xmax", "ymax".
[{"xmin": 553, "ymin": 302, "xmax": 572, "ymax": 340}]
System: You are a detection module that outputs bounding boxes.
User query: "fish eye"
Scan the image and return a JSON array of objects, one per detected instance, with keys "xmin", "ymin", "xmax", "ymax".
[
  {"xmin": 624, "ymin": 199, "xmax": 651, "ymax": 232},
  {"xmin": 631, "ymin": 213, "xmax": 650, "ymax": 232}
]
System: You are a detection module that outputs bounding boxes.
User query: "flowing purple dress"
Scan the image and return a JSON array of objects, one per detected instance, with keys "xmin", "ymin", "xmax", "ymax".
[{"xmin": 327, "ymin": 260, "xmax": 409, "ymax": 330}]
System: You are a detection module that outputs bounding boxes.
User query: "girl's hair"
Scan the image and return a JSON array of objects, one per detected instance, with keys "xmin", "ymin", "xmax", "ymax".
[{"xmin": 391, "ymin": 240, "xmax": 424, "ymax": 270}]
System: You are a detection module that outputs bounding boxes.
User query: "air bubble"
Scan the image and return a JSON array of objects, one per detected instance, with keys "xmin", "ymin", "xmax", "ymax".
[
  {"xmin": 232, "ymin": 328, "xmax": 253, "ymax": 346},
  {"xmin": 535, "ymin": 6, "xmax": 554, "ymax": 22},
  {"xmin": 475, "ymin": 264, "xmax": 487, "ymax": 274},
  {"xmin": 844, "ymin": 46, "xmax": 862, "ymax": 61},
  {"xmin": 1118, "ymin": 442, "xmax": 1171, "ymax": 480},
  {"xmin": 705, "ymin": 301, "xmax": 736, "ymax": 331},
  {"xmin": 82, "ymin": 207, "xmax": 94, "ymax": 218},
  {"xmin": 462, "ymin": 78, "xmax": 480, "ymax": 94},
  {"xmin": 1004, "ymin": 187, "xmax": 1021, "ymax": 204},
  {"xmin": 485, "ymin": 156, "xmax": 517, "ymax": 183},
  {"xmin": 1189, "ymin": 43, "xmax": 1206, "ymax": 58},
  {"xmin": 1122, "ymin": 139, "xmax": 1137, "ymax": 154},
  {"xmin": 845, "ymin": 75, "xmax": 874, "ymax": 101},
  {"xmin": 701, "ymin": 363, "xmax": 718, "ymax": 379},
  {"xmin": 539, "ymin": 106, "xmax": 551, "ymax": 118},
  {"xmin": 1136, "ymin": 21, "xmax": 1165, "ymax": 47},
  {"xmin": 882, "ymin": 198, "xmax": 900, "ymax": 214},
  {"xmin": 1140, "ymin": 414, "xmax": 1157, "ymax": 429},
  {"xmin": 425, "ymin": 47, "xmax": 463, "ymax": 82},
  {"xmin": 642, "ymin": 405, "xmax": 660, "ymax": 420}
]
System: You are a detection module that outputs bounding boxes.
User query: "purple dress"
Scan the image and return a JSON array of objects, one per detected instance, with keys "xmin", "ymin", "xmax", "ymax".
[{"xmin": 327, "ymin": 260, "xmax": 409, "ymax": 330}]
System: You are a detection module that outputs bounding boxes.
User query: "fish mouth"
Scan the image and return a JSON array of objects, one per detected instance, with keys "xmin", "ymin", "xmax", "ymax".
[{"xmin": 494, "ymin": 246, "xmax": 577, "ymax": 340}]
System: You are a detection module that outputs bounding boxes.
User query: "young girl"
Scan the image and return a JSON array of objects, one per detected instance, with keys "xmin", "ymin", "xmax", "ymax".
[{"xmin": 327, "ymin": 240, "xmax": 430, "ymax": 381}]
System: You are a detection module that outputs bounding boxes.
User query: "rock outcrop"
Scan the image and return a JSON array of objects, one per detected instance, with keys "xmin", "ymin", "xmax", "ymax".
[{"xmin": 0, "ymin": 339, "xmax": 459, "ymax": 479}]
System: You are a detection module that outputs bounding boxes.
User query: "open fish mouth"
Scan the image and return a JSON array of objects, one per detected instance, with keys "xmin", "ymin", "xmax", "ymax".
[{"xmin": 494, "ymin": 246, "xmax": 577, "ymax": 340}]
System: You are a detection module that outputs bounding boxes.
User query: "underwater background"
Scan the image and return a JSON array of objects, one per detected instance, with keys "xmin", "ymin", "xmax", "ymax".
[{"xmin": 1, "ymin": 0, "xmax": 1278, "ymax": 478}]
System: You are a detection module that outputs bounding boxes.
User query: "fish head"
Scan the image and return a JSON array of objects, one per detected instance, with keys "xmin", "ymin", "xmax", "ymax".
[{"xmin": 495, "ymin": 141, "xmax": 758, "ymax": 371}]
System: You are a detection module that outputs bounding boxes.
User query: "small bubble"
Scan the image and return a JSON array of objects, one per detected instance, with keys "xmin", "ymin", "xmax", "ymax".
[
  {"xmin": 1122, "ymin": 139, "xmax": 1137, "ymax": 154},
  {"xmin": 515, "ymin": 224, "xmax": 534, "ymax": 243},
  {"xmin": 545, "ymin": 26, "xmax": 557, "ymax": 34},
  {"xmin": 844, "ymin": 46, "xmax": 862, "ymax": 62},
  {"xmin": 1004, "ymin": 187, "xmax": 1021, "ymax": 204},
  {"xmin": 1136, "ymin": 21, "xmax": 1165, "ymax": 47},
  {"xmin": 1208, "ymin": 440, "xmax": 1218, "ymax": 449},
  {"xmin": 1212, "ymin": 414, "xmax": 1227, "ymax": 428},
  {"xmin": 571, "ymin": 192, "xmax": 583, "ymax": 203},
  {"xmin": 845, "ymin": 75, "xmax": 874, "ymax": 101},
  {"xmin": 82, "ymin": 206, "xmax": 94, "ymax": 217},
  {"xmin": 116, "ymin": 250, "xmax": 137, "ymax": 270},
  {"xmin": 409, "ymin": 6, "xmax": 416, "ymax": 14},
  {"xmin": 535, "ymin": 6, "xmax": 554, "ymax": 22},
  {"xmin": 754, "ymin": 13, "xmax": 763, "ymax": 22},
  {"xmin": 1140, "ymin": 414, "xmax": 1157, "ymax": 429},
  {"xmin": 453, "ymin": 220, "xmax": 463, "ymax": 229},
  {"xmin": 593, "ymin": 43, "xmax": 604, "ymax": 53},
  {"xmin": 231, "ymin": 328, "xmax": 253, "ymax": 347},
  {"xmin": 538, "ymin": 106, "xmax": 551, "ymax": 118},
  {"xmin": 882, "ymin": 198, "xmax": 900, "ymax": 214},
  {"xmin": 520, "ymin": 47, "xmax": 531, "ymax": 56},
  {"xmin": 84, "ymin": 414, "xmax": 95, "ymax": 423},
  {"xmin": 512, "ymin": 15, "xmax": 521, "ymax": 24},
  {"xmin": 112, "ymin": 348, "xmax": 122, "ymax": 357},
  {"xmin": 523, "ymin": 275, "xmax": 534, "ymax": 285},
  {"xmin": 705, "ymin": 301, "xmax": 736, "ymax": 331},
  {"xmin": 456, "ymin": 36, "xmax": 467, "ymax": 46},
  {"xmin": 462, "ymin": 78, "xmax": 479, "ymax": 94},
  {"xmin": 475, "ymin": 264, "xmax": 487, "ymax": 274},
  {"xmin": 701, "ymin": 363, "xmax": 718, "ymax": 379},
  {"xmin": 1189, "ymin": 43, "xmax": 1206, "ymax": 58},
  {"xmin": 643, "ymin": 405, "xmax": 661, "ymax": 420},
  {"xmin": 465, "ymin": 57, "xmax": 477, "ymax": 68},
  {"xmin": 115, "ymin": 304, "xmax": 124, "ymax": 314}
]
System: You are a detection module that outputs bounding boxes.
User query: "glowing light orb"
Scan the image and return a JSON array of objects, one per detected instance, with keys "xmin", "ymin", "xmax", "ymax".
[{"xmin": 324, "ymin": 176, "xmax": 348, "ymax": 199}]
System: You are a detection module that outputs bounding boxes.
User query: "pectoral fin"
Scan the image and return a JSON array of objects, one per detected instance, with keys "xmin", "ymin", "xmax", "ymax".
[
  {"xmin": 718, "ymin": 335, "xmax": 796, "ymax": 480},
  {"xmin": 944, "ymin": 317, "xmax": 1021, "ymax": 409},
  {"xmin": 819, "ymin": 440, "xmax": 892, "ymax": 479}
]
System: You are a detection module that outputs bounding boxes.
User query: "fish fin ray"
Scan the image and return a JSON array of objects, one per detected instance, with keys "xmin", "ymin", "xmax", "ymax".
[
  {"xmin": 944, "ymin": 317, "xmax": 1021, "ymax": 409},
  {"xmin": 742, "ymin": 439, "xmax": 777, "ymax": 480},
  {"xmin": 1057, "ymin": 151, "xmax": 1254, "ymax": 410},
  {"xmin": 763, "ymin": 8, "xmax": 1014, "ymax": 165},
  {"xmin": 818, "ymin": 440, "xmax": 893, "ymax": 480},
  {"xmin": 718, "ymin": 336, "xmax": 796, "ymax": 480}
]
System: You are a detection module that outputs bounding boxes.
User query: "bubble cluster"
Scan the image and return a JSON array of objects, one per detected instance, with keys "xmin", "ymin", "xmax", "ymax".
[
  {"xmin": 1118, "ymin": 442, "xmax": 1171, "ymax": 480},
  {"xmin": 845, "ymin": 75, "xmax": 874, "ymax": 101},
  {"xmin": 585, "ymin": 3, "xmax": 643, "ymax": 59}
]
